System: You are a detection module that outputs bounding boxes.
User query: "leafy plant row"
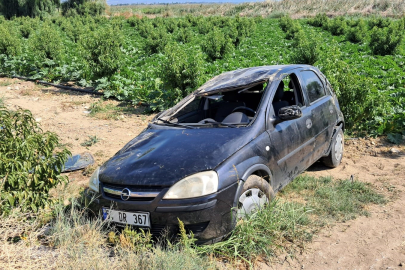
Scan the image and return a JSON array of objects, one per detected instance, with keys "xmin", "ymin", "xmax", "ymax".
[
  {"xmin": 307, "ymin": 14, "xmax": 405, "ymax": 55},
  {"xmin": 0, "ymin": 15, "xmax": 258, "ymax": 111},
  {"xmin": 0, "ymin": 15, "xmax": 404, "ymax": 136}
]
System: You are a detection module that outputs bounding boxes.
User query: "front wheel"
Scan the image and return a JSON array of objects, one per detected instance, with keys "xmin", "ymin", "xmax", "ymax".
[
  {"xmin": 236, "ymin": 175, "xmax": 274, "ymax": 219},
  {"xmin": 322, "ymin": 128, "xmax": 344, "ymax": 168}
]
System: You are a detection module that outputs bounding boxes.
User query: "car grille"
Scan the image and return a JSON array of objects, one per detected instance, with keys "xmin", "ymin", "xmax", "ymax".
[
  {"xmin": 102, "ymin": 183, "xmax": 163, "ymax": 201},
  {"xmin": 185, "ymin": 222, "xmax": 209, "ymax": 234}
]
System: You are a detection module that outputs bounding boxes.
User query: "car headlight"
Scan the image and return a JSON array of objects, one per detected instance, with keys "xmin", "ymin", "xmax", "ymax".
[
  {"xmin": 163, "ymin": 171, "xmax": 218, "ymax": 199},
  {"xmin": 88, "ymin": 167, "xmax": 100, "ymax": 193}
]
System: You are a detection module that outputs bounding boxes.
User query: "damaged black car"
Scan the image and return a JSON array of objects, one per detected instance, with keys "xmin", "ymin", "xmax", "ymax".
[{"xmin": 86, "ymin": 64, "xmax": 345, "ymax": 244}]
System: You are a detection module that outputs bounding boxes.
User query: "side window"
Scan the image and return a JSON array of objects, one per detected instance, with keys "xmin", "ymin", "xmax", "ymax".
[
  {"xmin": 280, "ymin": 74, "xmax": 305, "ymax": 107},
  {"xmin": 300, "ymin": 71, "xmax": 326, "ymax": 103}
]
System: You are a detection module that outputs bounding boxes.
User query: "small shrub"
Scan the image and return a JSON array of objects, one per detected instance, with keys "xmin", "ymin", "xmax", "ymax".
[
  {"xmin": 368, "ymin": 16, "xmax": 391, "ymax": 29},
  {"xmin": 162, "ymin": 43, "xmax": 204, "ymax": 91},
  {"xmin": 346, "ymin": 18, "xmax": 368, "ymax": 43},
  {"xmin": 79, "ymin": 25, "xmax": 123, "ymax": 78},
  {"xmin": 0, "ymin": 107, "xmax": 70, "ymax": 214},
  {"xmin": 165, "ymin": 19, "xmax": 178, "ymax": 33},
  {"xmin": 202, "ymin": 27, "xmax": 234, "ymax": 60},
  {"xmin": 136, "ymin": 19, "xmax": 155, "ymax": 38},
  {"xmin": 144, "ymin": 28, "xmax": 171, "ymax": 54},
  {"xmin": 279, "ymin": 15, "xmax": 302, "ymax": 39},
  {"xmin": 175, "ymin": 28, "xmax": 193, "ymax": 44},
  {"xmin": 235, "ymin": 16, "xmax": 256, "ymax": 45},
  {"xmin": 127, "ymin": 16, "xmax": 141, "ymax": 28},
  {"xmin": 0, "ymin": 23, "xmax": 21, "ymax": 56},
  {"xmin": 28, "ymin": 22, "xmax": 64, "ymax": 61},
  {"xmin": 19, "ymin": 18, "xmax": 35, "ymax": 38},
  {"xmin": 307, "ymin": 13, "xmax": 329, "ymax": 28},
  {"xmin": 197, "ymin": 19, "xmax": 213, "ymax": 34},
  {"xmin": 327, "ymin": 16, "xmax": 347, "ymax": 36},
  {"xmin": 369, "ymin": 23, "xmax": 403, "ymax": 55},
  {"xmin": 60, "ymin": 17, "xmax": 89, "ymax": 43},
  {"xmin": 290, "ymin": 30, "xmax": 320, "ymax": 65},
  {"xmin": 222, "ymin": 20, "xmax": 238, "ymax": 45},
  {"xmin": 153, "ymin": 43, "xmax": 205, "ymax": 110},
  {"xmin": 62, "ymin": 0, "xmax": 106, "ymax": 16}
]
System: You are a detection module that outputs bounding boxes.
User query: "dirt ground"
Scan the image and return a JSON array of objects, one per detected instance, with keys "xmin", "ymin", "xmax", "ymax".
[{"xmin": 1, "ymin": 78, "xmax": 405, "ymax": 269}]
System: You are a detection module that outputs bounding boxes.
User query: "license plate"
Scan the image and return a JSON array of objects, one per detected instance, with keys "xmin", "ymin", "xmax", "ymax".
[{"xmin": 102, "ymin": 208, "xmax": 151, "ymax": 227}]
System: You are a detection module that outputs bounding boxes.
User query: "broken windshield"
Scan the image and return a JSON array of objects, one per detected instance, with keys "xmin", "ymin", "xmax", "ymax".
[{"xmin": 156, "ymin": 80, "xmax": 268, "ymax": 128}]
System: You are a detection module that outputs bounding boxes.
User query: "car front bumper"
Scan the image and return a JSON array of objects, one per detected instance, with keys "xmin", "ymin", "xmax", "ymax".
[{"xmin": 85, "ymin": 181, "xmax": 238, "ymax": 243}]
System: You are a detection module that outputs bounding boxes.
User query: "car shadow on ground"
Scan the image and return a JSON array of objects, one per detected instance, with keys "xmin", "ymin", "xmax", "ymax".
[{"xmin": 306, "ymin": 161, "xmax": 331, "ymax": 172}]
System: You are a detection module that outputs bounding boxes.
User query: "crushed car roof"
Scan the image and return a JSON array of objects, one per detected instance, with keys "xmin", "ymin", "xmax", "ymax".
[{"xmin": 196, "ymin": 65, "xmax": 305, "ymax": 94}]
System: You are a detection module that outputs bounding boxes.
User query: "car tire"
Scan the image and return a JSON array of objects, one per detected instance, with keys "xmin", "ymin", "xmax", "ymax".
[
  {"xmin": 236, "ymin": 175, "xmax": 275, "ymax": 219},
  {"xmin": 322, "ymin": 128, "xmax": 344, "ymax": 168}
]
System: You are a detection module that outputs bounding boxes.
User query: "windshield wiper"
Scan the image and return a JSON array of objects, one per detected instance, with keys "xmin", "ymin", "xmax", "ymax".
[
  {"xmin": 155, "ymin": 117, "xmax": 197, "ymax": 129},
  {"xmin": 201, "ymin": 121, "xmax": 237, "ymax": 128}
]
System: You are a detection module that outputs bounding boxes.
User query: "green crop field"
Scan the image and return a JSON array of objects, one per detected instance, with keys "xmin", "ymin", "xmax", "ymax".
[
  {"xmin": 1, "ymin": 2, "xmax": 404, "ymax": 267},
  {"xmin": 1, "ymin": 14, "xmax": 404, "ymax": 137}
]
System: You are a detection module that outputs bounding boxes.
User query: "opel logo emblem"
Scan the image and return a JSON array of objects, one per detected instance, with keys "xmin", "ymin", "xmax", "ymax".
[{"xmin": 121, "ymin": 188, "xmax": 131, "ymax": 201}]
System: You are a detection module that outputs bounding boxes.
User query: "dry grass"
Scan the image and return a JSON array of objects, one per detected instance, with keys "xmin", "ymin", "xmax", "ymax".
[
  {"xmin": 109, "ymin": 0, "xmax": 405, "ymax": 18},
  {"xmin": 0, "ymin": 201, "xmax": 214, "ymax": 270},
  {"xmin": 0, "ymin": 174, "xmax": 386, "ymax": 269}
]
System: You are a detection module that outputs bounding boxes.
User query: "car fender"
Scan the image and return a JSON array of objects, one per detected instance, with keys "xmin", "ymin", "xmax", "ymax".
[
  {"xmin": 217, "ymin": 157, "xmax": 273, "ymax": 206},
  {"xmin": 232, "ymin": 162, "xmax": 273, "ymax": 207}
]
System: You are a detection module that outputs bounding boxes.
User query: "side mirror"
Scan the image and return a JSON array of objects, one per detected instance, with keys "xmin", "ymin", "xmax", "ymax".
[{"xmin": 278, "ymin": 105, "xmax": 302, "ymax": 121}]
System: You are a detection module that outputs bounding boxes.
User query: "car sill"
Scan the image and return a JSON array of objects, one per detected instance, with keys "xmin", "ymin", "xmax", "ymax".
[{"xmin": 277, "ymin": 137, "xmax": 315, "ymax": 165}]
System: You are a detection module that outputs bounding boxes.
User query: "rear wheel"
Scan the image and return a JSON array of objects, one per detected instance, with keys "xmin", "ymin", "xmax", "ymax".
[
  {"xmin": 322, "ymin": 128, "xmax": 344, "ymax": 168},
  {"xmin": 237, "ymin": 175, "xmax": 274, "ymax": 219}
]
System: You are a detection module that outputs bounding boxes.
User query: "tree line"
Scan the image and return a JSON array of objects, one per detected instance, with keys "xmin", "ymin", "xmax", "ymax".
[{"xmin": 0, "ymin": 0, "xmax": 107, "ymax": 19}]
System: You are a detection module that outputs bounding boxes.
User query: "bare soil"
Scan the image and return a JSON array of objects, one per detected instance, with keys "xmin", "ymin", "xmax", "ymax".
[{"xmin": 1, "ymin": 78, "xmax": 405, "ymax": 269}]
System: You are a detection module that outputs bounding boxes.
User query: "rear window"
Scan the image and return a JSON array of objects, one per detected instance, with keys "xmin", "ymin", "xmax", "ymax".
[{"xmin": 301, "ymin": 71, "xmax": 326, "ymax": 103}]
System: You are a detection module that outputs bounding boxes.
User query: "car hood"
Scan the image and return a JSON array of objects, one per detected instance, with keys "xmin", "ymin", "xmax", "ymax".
[{"xmin": 99, "ymin": 127, "xmax": 255, "ymax": 187}]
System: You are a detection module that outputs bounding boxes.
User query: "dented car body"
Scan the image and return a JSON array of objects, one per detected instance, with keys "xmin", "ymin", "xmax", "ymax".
[{"xmin": 87, "ymin": 64, "xmax": 344, "ymax": 243}]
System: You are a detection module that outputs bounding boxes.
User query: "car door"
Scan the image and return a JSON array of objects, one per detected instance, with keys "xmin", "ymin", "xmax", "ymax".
[
  {"xmin": 266, "ymin": 72, "xmax": 315, "ymax": 191},
  {"xmin": 297, "ymin": 69, "xmax": 336, "ymax": 165}
]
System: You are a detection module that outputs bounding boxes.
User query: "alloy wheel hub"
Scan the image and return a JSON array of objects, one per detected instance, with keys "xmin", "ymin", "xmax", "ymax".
[
  {"xmin": 237, "ymin": 188, "xmax": 268, "ymax": 219},
  {"xmin": 334, "ymin": 133, "xmax": 343, "ymax": 161}
]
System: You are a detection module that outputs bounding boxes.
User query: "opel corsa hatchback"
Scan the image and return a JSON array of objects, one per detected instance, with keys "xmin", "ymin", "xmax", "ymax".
[{"xmin": 86, "ymin": 64, "xmax": 344, "ymax": 244}]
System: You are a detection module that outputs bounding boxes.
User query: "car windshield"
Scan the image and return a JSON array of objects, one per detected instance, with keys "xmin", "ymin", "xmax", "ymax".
[{"xmin": 154, "ymin": 81, "xmax": 268, "ymax": 128}]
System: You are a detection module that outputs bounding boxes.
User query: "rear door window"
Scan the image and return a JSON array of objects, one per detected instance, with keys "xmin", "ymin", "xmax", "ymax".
[{"xmin": 300, "ymin": 71, "xmax": 326, "ymax": 103}]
